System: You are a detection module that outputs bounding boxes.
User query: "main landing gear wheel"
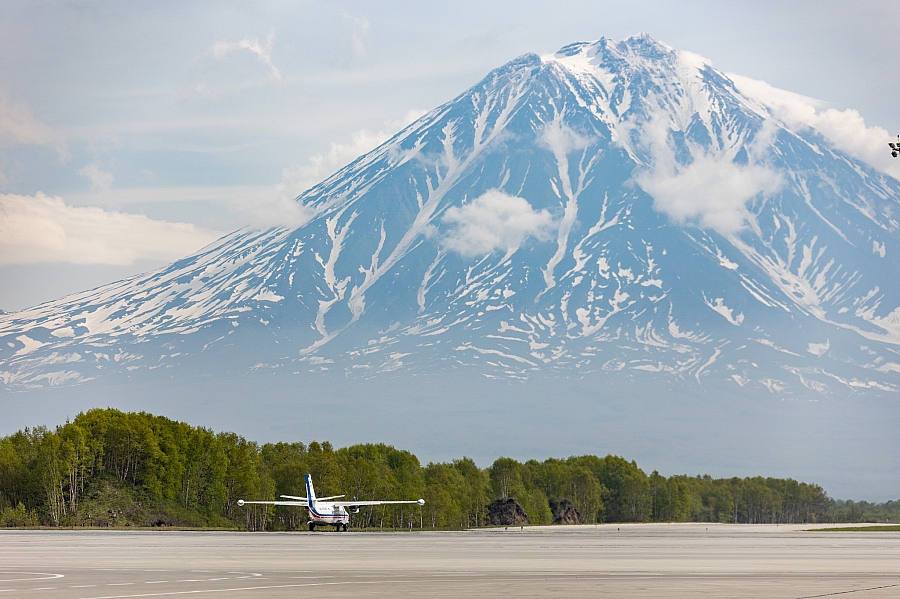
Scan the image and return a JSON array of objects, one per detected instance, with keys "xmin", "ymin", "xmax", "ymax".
[
  {"xmin": 308, "ymin": 522, "xmax": 316, "ymax": 531},
  {"xmin": 341, "ymin": 523, "xmax": 349, "ymax": 532}
]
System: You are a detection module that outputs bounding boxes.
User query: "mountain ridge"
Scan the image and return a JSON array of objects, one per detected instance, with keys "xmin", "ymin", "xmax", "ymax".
[{"xmin": 1, "ymin": 34, "xmax": 898, "ymax": 403}]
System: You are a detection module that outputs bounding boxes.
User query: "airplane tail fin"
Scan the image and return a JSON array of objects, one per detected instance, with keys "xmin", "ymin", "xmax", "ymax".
[{"xmin": 305, "ymin": 474, "xmax": 316, "ymax": 505}]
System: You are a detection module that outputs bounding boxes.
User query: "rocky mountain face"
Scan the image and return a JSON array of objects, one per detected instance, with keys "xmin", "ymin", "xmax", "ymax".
[{"xmin": 1, "ymin": 36, "xmax": 898, "ymax": 498}]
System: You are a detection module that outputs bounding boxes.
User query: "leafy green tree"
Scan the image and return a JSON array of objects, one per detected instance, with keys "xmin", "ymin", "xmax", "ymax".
[
  {"xmin": 306, "ymin": 441, "xmax": 343, "ymax": 497},
  {"xmin": 58, "ymin": 422, "xmax": 91, "ymax": 518},
  {"xmin": 686, "ymin": 476, "xmax": 733, "ymax": 523},
  {"xmin": 533, "ymin": 458, "xmax": 570, "ymax": 501},
  {"xmin": 489, "ymin": 457, "xmax": 521, "ymax": 500},
  {"xmin": 0, "ymin": 430, "xmax": 42, "ymax": 511},
  {"xmin": 574, "ymin": 455, "xmax": 650, "ymax": 522},
  {"xmin": 220, "ymin": 433, "xmax": 268, "ymax": 523},
  {"xmin": 452, "ymin": 458, "xmax": 490, "ymax": 527},
  {"xmin": 261, "ymin": 442, "xmax": 307, "ymax": 530},
  {"xmin": 35, "ymin": 428, "xmax": 65, "ymax": 526},
  {"xmin": 568, "ymin": 465, "xmax": 604, "ymax": 524},
  {"xmin": 423, "ymin": 462, "xmax": 462, "ymax": 527}
]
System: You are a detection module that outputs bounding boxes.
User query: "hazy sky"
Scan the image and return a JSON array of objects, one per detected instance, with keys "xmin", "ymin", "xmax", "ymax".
[{"xmin": 1, "ymin": 0, "xmax": 898, "ymax": 311}]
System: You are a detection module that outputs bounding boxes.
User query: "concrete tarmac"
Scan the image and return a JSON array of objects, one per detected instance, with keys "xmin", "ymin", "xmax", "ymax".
[{"xmin": 0, "ymin": 523, "xmax": 898, "ymax": 598}]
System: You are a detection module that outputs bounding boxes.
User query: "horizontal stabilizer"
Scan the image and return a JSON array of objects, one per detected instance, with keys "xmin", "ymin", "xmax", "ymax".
[{"xmin": 330, "ymin": 499, "xmax": 425, "ymax": 507}]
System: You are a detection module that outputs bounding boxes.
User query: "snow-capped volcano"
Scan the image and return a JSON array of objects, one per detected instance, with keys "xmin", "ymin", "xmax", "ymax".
[{"xmin": 2, "ymin": 35, "xmax": 899, "ymax": 401}]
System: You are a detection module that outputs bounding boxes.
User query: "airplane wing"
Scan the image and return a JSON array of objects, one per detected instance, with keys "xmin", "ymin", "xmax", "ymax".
[
  {"xmin": 330, "ymin": 499, "xmax": 425, "ymax": 507},
  {"xmin": 236, "ymin": 500, "xmax": 308, "ymax": 507},
  {"xmin": 279, "ymin": 495, "xmax": 308, "ymax": 501}
]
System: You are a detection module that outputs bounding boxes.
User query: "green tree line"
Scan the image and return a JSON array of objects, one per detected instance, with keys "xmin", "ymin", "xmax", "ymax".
[{"xmin": 0, "ymin": 409, "xmax": 896, "ymax": 529}]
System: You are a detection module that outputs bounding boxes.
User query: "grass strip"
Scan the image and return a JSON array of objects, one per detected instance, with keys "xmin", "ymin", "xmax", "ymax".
[{"xmin": 807, "ymin": 525, "xmax": 900, "ymax": 532}]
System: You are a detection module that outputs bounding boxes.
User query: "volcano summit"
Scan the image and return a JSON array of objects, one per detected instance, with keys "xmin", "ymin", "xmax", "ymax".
[{"xmin": 2, "ymin": 36, "xmax": 898, "ymax": 497}]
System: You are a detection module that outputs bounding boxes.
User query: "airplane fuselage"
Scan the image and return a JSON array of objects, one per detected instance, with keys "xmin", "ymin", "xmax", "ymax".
[{"xmin": 307, "ymin": 501, "xmax": 350, "ymax": 527}]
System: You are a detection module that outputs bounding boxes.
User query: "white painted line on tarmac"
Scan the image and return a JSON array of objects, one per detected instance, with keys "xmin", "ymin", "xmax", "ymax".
[
  {"xmin": 72, "ymin": 579, "xmax": 417, "ymax": 598},
  {"xmin": 0, "ymin": 573, "xmax": 64, "ymax": 582},
  {"xmin": 797, "ymin": 582, "xmax": 900, "ymax": 598}
]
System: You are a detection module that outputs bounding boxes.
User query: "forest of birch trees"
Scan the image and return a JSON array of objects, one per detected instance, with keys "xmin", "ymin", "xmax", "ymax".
[{"xmin": 0, "ymin": 409, "xmax": 896, "ymax": 529}]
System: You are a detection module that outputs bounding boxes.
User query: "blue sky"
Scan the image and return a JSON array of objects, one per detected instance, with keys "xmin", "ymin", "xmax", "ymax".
[{"xmin": 1, "ymin": 0, "xmax": 898, "ymax": 310}]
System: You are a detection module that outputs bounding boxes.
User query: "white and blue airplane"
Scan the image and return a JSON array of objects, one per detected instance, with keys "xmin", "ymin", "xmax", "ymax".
[{"xmin": 237, "ymin": 473, "xmax": 424, "ymax": 531}]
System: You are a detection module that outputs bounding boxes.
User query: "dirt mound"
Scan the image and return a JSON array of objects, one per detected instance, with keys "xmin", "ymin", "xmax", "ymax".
[
  {"xmin": 550, "ymin": 500, "xmax": 582, "ymax": 525},
  {"xmin": 486, "ymin": 498, "xmax": 529, "ymax": 526}
]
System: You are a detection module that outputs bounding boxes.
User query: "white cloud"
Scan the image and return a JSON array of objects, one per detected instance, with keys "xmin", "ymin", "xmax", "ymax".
[
  {"xmin": 0, "ymin": 86, "xmax": 65, "ymax": 153},
  {"xmin": 635, "ymin": 117, "xmax": 782, "ymax": 234},
  {"xmin": 440, "ymin": 190, "xmax": 555, "ymax": 257},
  {"xmin": 236, "ymin": 109, "xmax": 427, "ymax": 228},
  {"xmin": 282, "ymin": 128, "xmax": 390, "ymax": 195},
  {"xmin": 230, "ymin": 184, "xmax": 316, "ymax": 230},
  {"xmin": 0, "ymin": 86, "xmax": 68, "ymax": 187},
  {"xmin": 730, "ymin": 73, "xmax": 900, "ymax": 181},
  {"xmin": 212, "ymin": 30, "xmax": 282, "ymax": 81},
  {"xmin": 344, "ymin": 12, "xmax": 371, "ymax": 59},
  {"xmin": 0, "ymin": 192, "xmax": 222, "ymax": 265},
  {"xmin": 540, "ymin": 118, "xmax": 593, "ymax": 156},
  {"xmin": 78, "ymin": 163, "xmax": 114, "ymax": 192},
  {"xmin": 638, "ymin": 154, "xmax": 783, "ymax": 234}
]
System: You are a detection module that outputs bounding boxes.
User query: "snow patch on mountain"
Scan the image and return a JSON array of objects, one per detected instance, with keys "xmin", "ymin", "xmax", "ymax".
[
  {"xmin": 808, "ymin": 340, "xmax": 830, "ymax": 356},
  {"xmin": 703, "ymin": 296, "xmax": 744, "ymax": 326},
  {"xmin": 13, "ymin": 335, "xmax": 45, "ymax": 356}
]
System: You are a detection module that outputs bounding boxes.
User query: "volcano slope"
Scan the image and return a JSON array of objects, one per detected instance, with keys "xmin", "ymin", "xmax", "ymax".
[{"xmin": 2, "ymin": 36, "xmax": 898, "ymax": 497}]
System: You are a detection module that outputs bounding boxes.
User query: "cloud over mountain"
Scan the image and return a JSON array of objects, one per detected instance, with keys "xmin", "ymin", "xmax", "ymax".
[
  {"xmin": 636, "ymin": 152, "xmax": 783, "ymax": 234},
  {"xmin": 440, "ymin": 190, "xmax": 555, "ymax": 257}
]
